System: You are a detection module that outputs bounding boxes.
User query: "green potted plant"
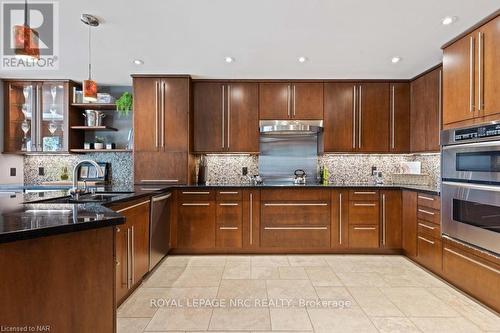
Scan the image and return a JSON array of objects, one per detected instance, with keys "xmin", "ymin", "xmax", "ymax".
[
  {"xmin": 94, "ymin": 136, "xmax": 105, "ymax": 150},
  {"xmin": 116, "ymin": 92, "xmax": 133, "ymax": 117}
]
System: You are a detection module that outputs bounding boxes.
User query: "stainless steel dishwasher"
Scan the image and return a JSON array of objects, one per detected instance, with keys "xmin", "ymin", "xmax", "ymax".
[{"xmin": 149, "ymin": 192, "xmax": 172, "ymax": 270}]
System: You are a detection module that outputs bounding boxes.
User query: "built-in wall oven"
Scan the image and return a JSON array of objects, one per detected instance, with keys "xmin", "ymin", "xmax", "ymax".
[{"xmin": 441, "ymin": 122, "xmax": 500, "ymax": 255}]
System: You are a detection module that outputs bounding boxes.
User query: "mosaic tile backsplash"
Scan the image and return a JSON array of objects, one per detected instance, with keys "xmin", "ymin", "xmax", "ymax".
[
  {"xmin": 24, "ymin": 152, "xmax": 133, "ymax": 187},
  {"xmin": 201, "ymin": 153, "xmax": 441, "ymax": 187}
]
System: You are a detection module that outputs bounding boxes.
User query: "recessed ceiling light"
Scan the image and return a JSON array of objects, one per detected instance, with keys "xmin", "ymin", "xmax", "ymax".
[
  {"xmin": 391, "ymin": 57, "xmax": 401, "ymax": 64},
  {"xmin": 133, "ymin": 59, "xmax": 144, "ymax": 65},
  {"xmin": 225, "ymin": 57, "xmax": 234, "ymax": 63},
  {"xmin": 298, "ymin": 56, "xmax": 308, "ymax": 63},
  {"xmin": 442, "ymin": 16, "xmax": 457, "ymax": 25}
]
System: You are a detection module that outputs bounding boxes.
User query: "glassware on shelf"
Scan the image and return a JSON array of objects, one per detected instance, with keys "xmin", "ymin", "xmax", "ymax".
[
  {"xmin": 50, "ymin": 86, "xmax": 57, "ymax": 103},
  {"xmin": 21, "ymin": 103, "xmax": 29, "ymax": 119},
  {"xmin": 23, "ymin": 86, "xmax": 30, "ymax": 102},
  {"xmin": 21, "ymin": 121, "xmax": 30, "ymax": 151},
  {"xmin": 49, "ymin": 104, "xmax": 58, "ymax": 115}
]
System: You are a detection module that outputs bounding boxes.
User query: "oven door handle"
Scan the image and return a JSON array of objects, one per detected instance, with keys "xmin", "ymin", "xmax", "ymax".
[
  {"xmin": 442, "ymin": 181, "xmax": 500, "ymax": 193},
  {"xmin": 442, "ymin": 141, "xmax": 500, "ymax": 150}
]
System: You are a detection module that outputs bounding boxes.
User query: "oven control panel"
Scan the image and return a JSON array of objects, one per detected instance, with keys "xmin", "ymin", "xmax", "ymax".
[{"xmin": 455, "ymin": 124, "xmax": 500, "ymax": 141}]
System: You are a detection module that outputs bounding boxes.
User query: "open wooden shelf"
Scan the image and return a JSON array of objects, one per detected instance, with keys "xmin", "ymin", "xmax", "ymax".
[
  {"xmin": 70, "ymin": 149, "xmax": 132, "ymax": 153},
  {"xmin": 71, "ymin": 103, "xmax": 117, "ymax": 110},
  {"xmin": 70, "ymin": 126, "xmax": 118, "ymax": 131}
]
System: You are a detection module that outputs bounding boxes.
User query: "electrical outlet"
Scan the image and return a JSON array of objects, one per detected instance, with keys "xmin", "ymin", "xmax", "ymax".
[
  {"xmin": 371, "ymin": 166, "xmax": 377, "ymax": 176},
  {"xmin": 39, "ymin": 167, "xmax": 45, "ymax": 176},
  {"xmin": 10, "ymin": 168, "xmax": 16, "ymax": 177},
  {"xmin": 242, "ymin": 167, "xmax": 248, "ymax": 176}
]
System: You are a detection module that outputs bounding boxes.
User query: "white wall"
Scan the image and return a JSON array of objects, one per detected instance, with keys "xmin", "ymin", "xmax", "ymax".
[{"xmin": 0, "ymin": 80, "xmax": 24, "ymax": 184}]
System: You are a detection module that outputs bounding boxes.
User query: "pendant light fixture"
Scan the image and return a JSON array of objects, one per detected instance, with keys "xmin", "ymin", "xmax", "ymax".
[
  {"xmin": 14, "ymin": 0, "xmax": 40, "ymax": 60},
  {"xmin": 81, "ymin": 14, "xmax": 99, "ymax": 102}
]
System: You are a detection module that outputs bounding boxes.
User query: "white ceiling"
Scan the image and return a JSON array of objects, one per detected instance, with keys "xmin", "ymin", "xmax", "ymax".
[{"xmin": 1, "ymin": 0, "xmax": 499, "ymax": 85}]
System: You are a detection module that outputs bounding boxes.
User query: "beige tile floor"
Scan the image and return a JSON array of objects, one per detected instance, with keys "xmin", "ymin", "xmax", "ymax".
[{"xmin": 117, "ymin": 255, "xmax": 500, "ymax": 333}]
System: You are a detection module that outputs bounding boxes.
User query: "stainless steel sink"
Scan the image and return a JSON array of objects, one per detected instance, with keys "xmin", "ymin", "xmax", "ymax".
[{"xmin": 37, "ymin": 192, "xmax": 134, "ymax": 204}]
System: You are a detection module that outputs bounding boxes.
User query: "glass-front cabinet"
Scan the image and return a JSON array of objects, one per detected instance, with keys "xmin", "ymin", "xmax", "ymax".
[{"xmin": 4, "ymin": 80, "xmax": 72, "ymax": 153}]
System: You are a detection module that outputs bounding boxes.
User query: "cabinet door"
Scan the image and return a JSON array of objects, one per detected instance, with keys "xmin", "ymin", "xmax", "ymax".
[
  {"xmin": 259, "ymin": 83, "xmax": 290, "ymax": 120},
  {"xmin": 417, "ymin": 235, "xmax": 442, "ymax": 273},
  {"xmin": 358, "ymin": 83, "xmax": 390, "ymax": 152},
  {"xmin": 242, "ymin": 190, "xmax": 260, "ymax": 249},
  {"xmin": 324, "ymin": 83, "xmax": 356, "ymax": 152},
  {"xmin": 443, "ymin": 34, "xmax": 475, "ymax": 125},
  {"xmin": 133, "ymin": 77, "xmax": 161, "ymax": 152},
  {"xmin": 478, "ymin": 16, "xmax": 500, "ymax": 118},
  {"xmin": 39, "ymin": 82, "xmax": 68, "ymax": 152},
  {"xmin": 425, "ymin": 69, "xmax": 441, "ymax": 151},
  {"xmin": 402, "ymin": 191, "xmax": 418, "ymax": 259},
  {"xmin": 216, "ymin": 202, "xmax": 243, "ymax": 248},
  {"xmin": 381, "ymin": 190, "xmax": 402, "ymax": 249},
  {"xmin": 227, "ymin": 83, "xmax": 259, "ymax": 153},
  {"xmin": 162, "ymin": 78, "xmax": 190, "ymax": 152},
  {"xmin": 348, "ymin": 225, "xmax": 379, "ymax": 248},
  {"xmin": 390, "ymin": 83, "xmax": 410, "ymax": 152},
  {"xmin": 177, "ymin": 202, "xmax": 216, "ymax": 249},
  {"xmin": 134, "ymin": 151, "xmax": 188, "ymax": 184},
  {"xmin": 331, "ymin": 190, "xmax": 349, "ymax": 248},
  {"xmin": 193, "ymin": 82, "xmax": 224, "ymax": 152},
  {"xmin": 131, "ymin": 201, "xmax": 151, "ymax": 285},
  {"xmin": 115, "ymin": 225, "xmax": 129, "ymax": 304},
  {"xmin": 292, "ymin": 83, "xmax": 323, "ymax": 119}
]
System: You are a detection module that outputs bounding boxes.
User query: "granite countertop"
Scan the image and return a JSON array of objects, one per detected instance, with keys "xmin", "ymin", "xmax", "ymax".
[{"xmin": 0, "ymin": 185, "xmax": 171, "ymax": 244}]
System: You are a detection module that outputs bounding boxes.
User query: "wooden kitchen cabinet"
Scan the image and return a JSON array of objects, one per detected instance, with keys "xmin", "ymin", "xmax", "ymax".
[
  {"xmin": 402, "ymin": 191, "xmax": 418, "ymax": 259},
  {"xmin": 177, "ymin": 194, "xmax": 216, "ymax": 249},
  {"xmin": 110, "ymin": 198, "xmax": 151, "ymax": 305},
  {"xmin": 242, "ymin": 189, "xmax": 260, "ymax": 249},
  {"xmin": 410, "ymin": 67, "xmax": 441, "ymax": 152},
  {"xmin": 389, "ymin": 83, "xmax": 410, "ymax": 152},
  {"xmin": 415, "ymin": 193, "xmax": 442, "ymax": 274},
  {"xmin": 259, "ymin": 82, "xmax": 323, "ymax": 120},
  {"xmin": 331, "ymin": 189, "xmax": 349, "ymax": 248},
  {"xmin": 216, "ymin": 190, "xmax": 243, "ymax": 248},
  {"xmin": 193, "ymin": 82, "xmax": 259, "ymax": 153},
  {"xmin": 380, "ymin": 190, "xmax": 402, "ymax": 249},
  {"xmin": 133, "ymin": 75, "xmax": 191, "ymax": 184},
  {"xmin": 324, "ymin": 83, "xmax": 356, "ymax": 152},
  {"xmin": 443, "ymin": 14, "xmax": 500, "ymax": 128},
  {"xmin": 348, "ymin": 189, "xmax": 380, "ymax": 248},
  {"xmin": 358, "ymin": 83, "xmax": 390, "ymax": 152}
]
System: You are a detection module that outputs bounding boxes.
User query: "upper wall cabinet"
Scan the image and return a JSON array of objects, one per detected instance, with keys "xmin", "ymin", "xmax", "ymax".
[
  {"xmin": 259, "ymin": 83, "xmax": 323, "ymax": 120},
  {"xmin": 390, "ymin": 83, "xmax": 410, "ymax": 152},
  {"xmin": 193, "ymin": 82, "xmax": 259, "ymax": 153},
  {"xmin": 324, "ymin": 83, "xmax": 391, "ymax": 153},
  {"xmin": 443, "ymin": 14, "xmax": 499, "ymax": 128},
  {"xmin": 133, "ymin": 76, "xmax": 191, "ymax": 184},
  {"xmin": 410, "ymin": 67, "xmax": 441, "ymax": 152},
  {"xmin": 3, "ymin": 80, "xmax": 75, "ymax": 153}
]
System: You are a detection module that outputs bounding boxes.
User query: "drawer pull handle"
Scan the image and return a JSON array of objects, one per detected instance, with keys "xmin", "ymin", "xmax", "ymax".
[
  {"xmin": 181, "ymin": 203, "xmax": 210, "ymax": 206},
  {"xmin": 443, "ymin": 247, "xmax": 500, "ymax": 274},
  {"xmin": 418, "ymin": 223, "xmax": 436, "ymax": 230},
  {"xmin": 418, "ymin": 209, "xmax": 435, "ymax": 216},
  {"xmin": 219, "ymin": 203, "xmax": 239, "ymax": 206},
  {"xmin": 264, "ymin": 203, "xmax": 328, "ymax": 207},
  {"xmin": 354, "ymin": 191, "xmax": 376, "ymax": 195},
  {"xmin": 182, "ymin": 191, "xmax": 210, "ymax": 195},
  {"xmin": 418, "ymin": 236, "xmax": 435, "ymax": 245},
  {"xmin": 141, "ymin": 179, "xmax": 179, "ymax": 183},
  {"xmin": 353, "ymin": 227, "xmax": 376, "ymax": 230},
  {"xmin": 264, "ymin": 226, "xmax": 328, "ymax": 230},
  {"xmin": 353, "ymin": 203, "xmax": 376, "ymax": 207},
  {"xmin": 116, "ymin": 200, "xmax": 150, "ymax": 213},
  {"xmin": 219, "ymin": 226, "xmax": 238, "ymax": 230},
  {"xmin": 219, "ymin": 191, "xmax": 239, "ymax": 195},
  {"xmin": 418, "ymin": 195, "xmax": 435, "ymax": 201}
]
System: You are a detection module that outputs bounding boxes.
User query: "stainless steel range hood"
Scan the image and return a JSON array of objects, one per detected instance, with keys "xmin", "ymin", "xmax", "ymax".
[{"xmin": 260, "ymin": 120, "xmax": 323, "ymax": 135}]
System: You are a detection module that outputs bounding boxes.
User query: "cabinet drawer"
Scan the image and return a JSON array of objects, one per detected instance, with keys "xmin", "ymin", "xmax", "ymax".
[
  {"xmin": 417, "ymin": 207, "xmax": 440, "ymax": 224},
  {"xmin": 216, "ymin": 226, "xmax": 242, "ymax": 248},
  {"xmin": 179, "ymin": 190, "xmax": 215, "ymax": 201},
  {"xmin": 261, "ymin": 226, "xmax": 330, "ymax": 248},
  {"xmin": 262, "ymin": 202, "xmax": 330, "ymax": 226},
  {"xmin": 216, "ymin": 189, "xmax": 242, "ymax": 201},
  {"xmin": 349, "ymin": 190, "xmax": 379, "ymax": 201},
  {"xmin": 348, "ymin": 201, "xmax": 379, "ymax": 225},
  {"xmin": 443, "ymin": 242, "xmax": 500, "ymax": 312},
  {"xmin": 177, "ymin": 202, "xmax": 216, "ymax": 249},
  {"xmin": 417, "ymin": 235, "xmax": 442, "ymax": 273},
  {"xmin": 417, "ymin": 220, "xmax": 441, "ymax": 239},
  {"xmin": 261, "ymin": 189, "xmax": 330, "ymax": 201},
  {"xmin": 348, "ymin": 225, "xmax": 379, "ymax": 248},
  {"xmin": 417, "ymin": 194, "xmax": 440, "ymax": 210}
]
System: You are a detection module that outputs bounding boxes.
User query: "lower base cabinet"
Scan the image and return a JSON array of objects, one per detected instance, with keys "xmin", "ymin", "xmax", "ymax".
[
  {"xmin": 442, "ymin": 239, "xmax": 500, "ymax": 313},
  {"xmin": 417, "ymin": 235, "xmax": 442, "ymax": 273},
  {"xmin": 348, "ymin": 225, "xmax": 380, "ymax": 248},
  {"xmin": 216, "ymin": 201, "xmax": 243, "ymax": 248},
  {"xmin": 348, "ymin": 190, "xmax": 380, "ymax": 248},
  {"xmin": 177, "ymin": 200, "xmax": 216, "ymax": 249},
  {"xmin": 111, "ymin": 199, "xmax": 151, "ymax": 305}
]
